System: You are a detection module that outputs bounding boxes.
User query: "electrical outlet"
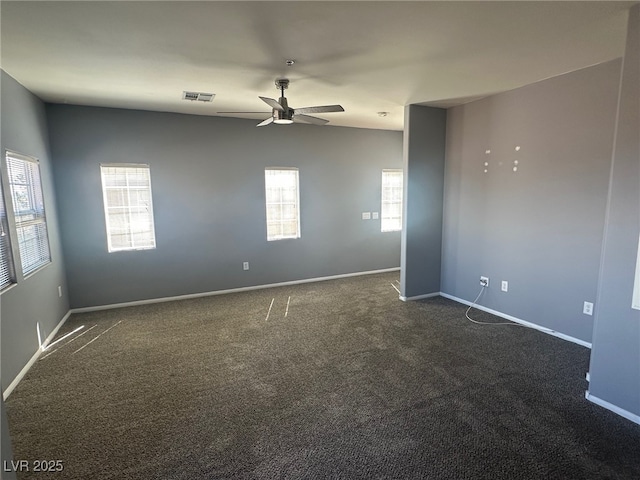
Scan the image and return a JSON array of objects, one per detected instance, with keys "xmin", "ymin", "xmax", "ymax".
[
  {"xmin": 480, "ymin": 276, "xmax": 489, "ymax": 287},
  {"xmin": 501, "ymin": 281, "xmax": 508, "ymax": 292},
  {"xmin": 583, "ymin": 301, "xmax": 594, "ymax": 316},
  {"xmin": 243, "ymin": 262, "xmax": 249, "ymax": 271}
]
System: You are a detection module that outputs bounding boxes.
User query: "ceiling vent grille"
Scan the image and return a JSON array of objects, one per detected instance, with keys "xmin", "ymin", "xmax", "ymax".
[{"xmin": 182, "ymin": 91, "xmax": 215, "ymax": 102}]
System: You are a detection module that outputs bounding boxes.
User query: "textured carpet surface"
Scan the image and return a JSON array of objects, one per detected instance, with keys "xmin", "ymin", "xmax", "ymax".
[{"xmin": 6, "ymin": 273, "xmax": 640, "ymax": 479}]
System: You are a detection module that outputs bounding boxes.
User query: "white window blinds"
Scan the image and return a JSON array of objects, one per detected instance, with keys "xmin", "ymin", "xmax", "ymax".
[
  {"xmin": 6, "ymin": 152, "xmax": 51, "ymax": 275},
  {"xmin": 0, "ymin": 179, "xmax": 15, "ymax": 290},
  {"xmin": 381, "ymin": 169, "xmax": 403, "ymax": 232},
  {"xmin": 265, "ymin": 168, "xmax": 300, "ymax": 241},
  {"xmin": 100, "ymin": 164, "xmax": 156, "ymax": 252}
]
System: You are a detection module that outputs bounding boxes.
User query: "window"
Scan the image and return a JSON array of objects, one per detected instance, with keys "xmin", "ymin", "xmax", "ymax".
[
  {"xmin": 100, "ymin": 164, "xmax": 156, "ymax": 252},
  {"xmin": 265, "ymin": 168, "xmax": 300, "ymax": 241},
  {"xmin": 381, "ymin": 169, "xmax": 403, "ymax": 232},
  {"xmin": 6, "ymin": 151, "xmax": 51, "ymax": 275},
  {"xmin": 0, "ymin": 179, "xmax": 15, "ymax": 290}
]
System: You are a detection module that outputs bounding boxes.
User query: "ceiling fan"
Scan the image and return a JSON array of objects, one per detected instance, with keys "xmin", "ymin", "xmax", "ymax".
[{"xmin": 220, "ymin": 79, "xmax": 344, "ymax": 127}]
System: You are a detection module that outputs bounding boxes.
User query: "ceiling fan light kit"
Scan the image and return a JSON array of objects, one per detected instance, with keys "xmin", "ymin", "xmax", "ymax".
[{"xmin": 274, "ymin": 115, "xmax": 294, "ymax": 125}]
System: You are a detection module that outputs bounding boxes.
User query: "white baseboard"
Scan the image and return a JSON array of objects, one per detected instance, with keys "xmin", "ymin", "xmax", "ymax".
[
  {"xmin": 72, "ymin": 267, "xmax": 401, "ymax": 313},
  {"xmin": 585, "ymin": 391, "xmax": 640, "ymax": 426},
  {"xmin": 399, "ymin": 292, "xmax": 440, "ymax": 302},
  {"xmin": 439, "ymin": 292, "xmax": 592, "ymax": 349},
  {"xmin": 3, "ymin": 310, "xmax": 72, "ymax": 400}
]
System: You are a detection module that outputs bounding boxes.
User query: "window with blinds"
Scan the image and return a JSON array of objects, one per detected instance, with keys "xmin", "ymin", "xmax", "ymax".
[
  {"xmin": 100, "ymin": 164, "xmax": 156, "ymax": 252},
  {"xmin": 265, "ymin": 168, "xmax": 300, "ymax": 241},
  {"xmin": 6, "ymin": 152, "xmax": 51, "ymax": 276},
  {"xmin": 381, "ymin": 169, "xmax": 403, "ymax": 232},
  {"xmin": 0, "ymin": 179, "xmax": 16, "ymax": 290}
]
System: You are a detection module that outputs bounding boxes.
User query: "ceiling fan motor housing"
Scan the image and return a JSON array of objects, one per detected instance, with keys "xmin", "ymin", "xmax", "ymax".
[
  {"xmin": 274, "ymin": 95, "xmax": 294, "ymax": 123},
  {"xmin": 275, "ymin": 110, "xmax": 294, "ymax": 123}
]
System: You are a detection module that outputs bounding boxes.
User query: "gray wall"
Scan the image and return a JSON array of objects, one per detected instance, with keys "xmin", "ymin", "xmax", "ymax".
[
  {"xmin": 46, "ymin": 105, "xmax": 403, "ymax": 308},
  {"xmin": 400, "ymin": 105, "xmax": 446, "ymax": 299},
  {"xmin": 441, "ymin": 59, "xmax": 622, "ymax": 343},
  {"xmin": 0, "ymin": 72, "xmax": 69, "ymax": 393},
  {"xmin": 589, "ymin": 5, "xmax": 640, "ymax": 418}
]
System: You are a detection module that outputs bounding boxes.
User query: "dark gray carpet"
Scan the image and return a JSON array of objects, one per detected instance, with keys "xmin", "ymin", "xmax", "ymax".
[{"xmin": 6, "ymin": 272, "xmax": 640, "ymax": 479}]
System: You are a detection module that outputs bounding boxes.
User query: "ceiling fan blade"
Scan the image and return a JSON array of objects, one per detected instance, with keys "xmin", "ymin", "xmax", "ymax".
[
  {"xmin": 293, "ymin": 114, "xmax": 329, "ymax": 125},
  {"xmin": 257, "ymin": 117, "xmax": 274, "ymax": 127},
  {"xmin": 294, "ymin": 105, "xmax": 344, "ymax": 114},
  {"xmin": 259, "ymin": 96, "xmax": 284, "ymax": 112},
  {"xmin": 216, "ymin": 111, "xmax": 271, "ymax": 114}
]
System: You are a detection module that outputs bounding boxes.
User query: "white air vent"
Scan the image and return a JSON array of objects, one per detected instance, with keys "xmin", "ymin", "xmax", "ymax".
[{"xmin": 182, "ymin": 91, "xmax": 215, "ymax": 102}]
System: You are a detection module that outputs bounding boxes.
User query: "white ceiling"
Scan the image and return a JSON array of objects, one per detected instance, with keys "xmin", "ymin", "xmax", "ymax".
[{"xmin": 0, "ymin": 1, "xmax": 634, "ymax": 131}]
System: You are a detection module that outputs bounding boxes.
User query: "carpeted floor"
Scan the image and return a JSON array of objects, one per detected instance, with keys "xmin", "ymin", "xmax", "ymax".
[{"xmin": 6, "ymin": 272, "xmax": 640, "ymax": 479}]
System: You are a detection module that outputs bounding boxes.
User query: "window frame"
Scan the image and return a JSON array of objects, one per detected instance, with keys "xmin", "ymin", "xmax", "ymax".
[
  {"xmin": 4, "ymin": 150, "xmax": 52, "ymax": 277},
  {"xmin": 381, "ymin": 168, "xmax": 404, "ymax": 233},
  {"xmin": 264, "ymin": 167, "xmax": 301, "ymax": 241},
  {"xmin": 100, "ymin": 163, "xmax": 157, "ymax": 253},
  {"xmin": 0, "ymin": 174, "xmax": 16, "ymax": 291}
]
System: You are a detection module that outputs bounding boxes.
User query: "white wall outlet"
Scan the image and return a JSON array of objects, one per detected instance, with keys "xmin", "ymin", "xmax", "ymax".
[
  {"xmin": 372, "ymin": 212, "xmax": 379, "ymax": 220},
  {"xmin": 243, "ymin": 262, "xmax": 249, "ymax": 271},
  {"xmin": 58, "ymin": 286, "xmax": 62, "ymax": 297},
  {"xmin": 501, "ymin": 281, "xmax": 508, "ymax": 292},
  {"xmin": 583, "ymin": 301, "xmax": 594, "ymax": 316},
  {"xmin": 362, "ymin": 212, "xmax": 371, "ymax": 220},
  {"xmin": 480, "ymin": 276, "xmax": 489, "ymax": 287}
]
